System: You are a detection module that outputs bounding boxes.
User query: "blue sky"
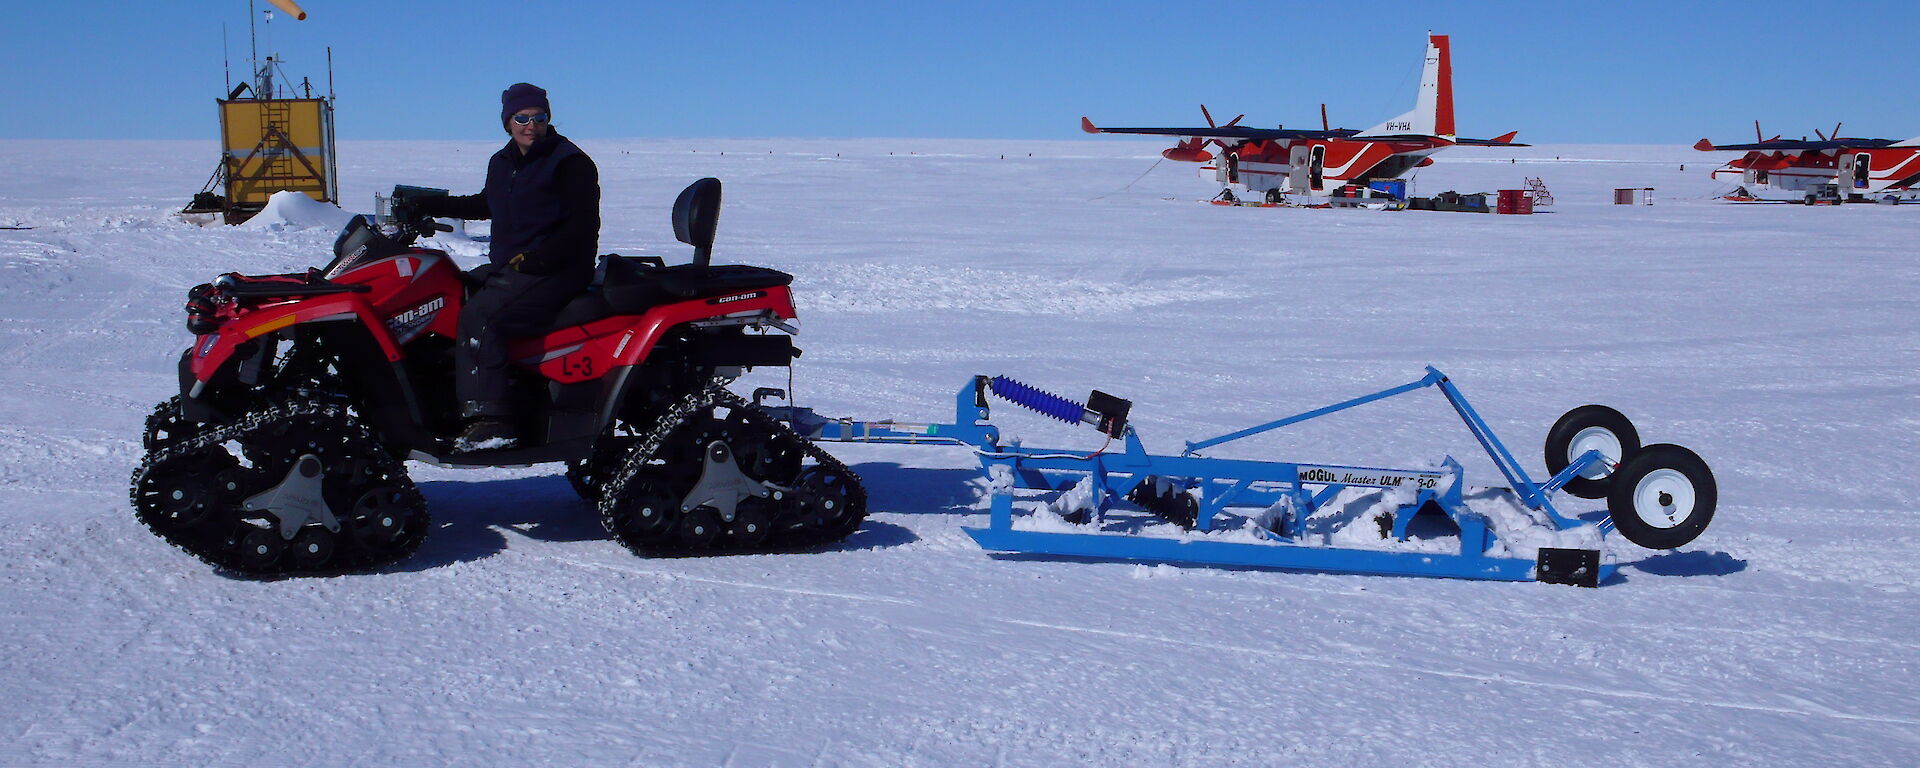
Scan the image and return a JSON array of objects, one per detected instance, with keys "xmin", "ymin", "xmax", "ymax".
[{"xmin": 7, "ymin": 1, "xmax": 1918, "ymax": 144}]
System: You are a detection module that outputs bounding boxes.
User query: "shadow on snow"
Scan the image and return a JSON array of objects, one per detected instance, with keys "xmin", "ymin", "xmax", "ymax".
[
  {"xmin": 1624, "ymin": 549, "xmax": 1748, "ymax": 578},
  {"xmin": 386, "ymin": 473, "xmax": 921, "ymax": 571}
]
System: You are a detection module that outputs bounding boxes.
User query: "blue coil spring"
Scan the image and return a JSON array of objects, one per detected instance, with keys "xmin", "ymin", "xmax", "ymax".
[{"xmin": 989, "ymin": 376, "xmax": 1085, "ymax": 425}]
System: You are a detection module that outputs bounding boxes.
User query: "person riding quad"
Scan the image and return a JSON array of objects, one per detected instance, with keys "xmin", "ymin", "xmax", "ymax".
[{"xmin": 410, "ymin": 83, "xmax": 601, "ymax": 452}]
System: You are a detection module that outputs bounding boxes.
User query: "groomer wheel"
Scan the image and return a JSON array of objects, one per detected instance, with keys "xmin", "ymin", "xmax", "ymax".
[{"xmin": 1544, "ymin": 405, "xmax": 1640, "ymax": 499}]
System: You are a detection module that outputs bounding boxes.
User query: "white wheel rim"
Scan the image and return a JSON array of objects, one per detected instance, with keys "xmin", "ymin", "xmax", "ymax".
[
  {"xmin": 1631, "ymin": 468, "xmax": 1696, "ymax": 529},
  {"xmin": 1569, "ymin": 427, "xmax": 1622, "ymax": 479}
]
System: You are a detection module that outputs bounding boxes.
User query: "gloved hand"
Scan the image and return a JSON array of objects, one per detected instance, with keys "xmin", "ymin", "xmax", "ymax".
[
  {"xmin": 507, "ymin": 251, "xmax": 563, "ymax": 275},
  {"xmin": 387, "ymin": 199, "xmax": 436, "ymax": 237},
  {"xmin": 390, "ymin": 196, "xmax": 421, "ymax": 222}
]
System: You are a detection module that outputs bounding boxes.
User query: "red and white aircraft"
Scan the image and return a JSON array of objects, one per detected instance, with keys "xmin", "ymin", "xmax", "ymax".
[
  {"xmin": 1696, "ymin": 123, "xmax": 1920, "ymax": 203},
  {"xmin": 1081, "ymin": 33, "xmax": 1524, "ymax": 202}
]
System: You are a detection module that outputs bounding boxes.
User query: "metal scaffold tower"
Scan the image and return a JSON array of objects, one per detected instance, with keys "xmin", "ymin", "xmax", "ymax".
[{"xmin": 183, "ymin": 0, "xmax": 338, "ymax": 225}]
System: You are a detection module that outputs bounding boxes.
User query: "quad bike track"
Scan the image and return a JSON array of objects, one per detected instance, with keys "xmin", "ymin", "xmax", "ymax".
[{"xmin": 131, "ymin": 379, "xmax": 868, "ymax": 577}]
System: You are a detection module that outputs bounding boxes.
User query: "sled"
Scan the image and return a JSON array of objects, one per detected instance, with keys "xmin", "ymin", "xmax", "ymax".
[{"xmin": 763, "ymin": 367, "xmax": 1716, "ymax": 586}]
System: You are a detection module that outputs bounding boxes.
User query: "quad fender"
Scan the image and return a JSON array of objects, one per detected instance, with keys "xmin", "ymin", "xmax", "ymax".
[
  {"xmin": 509, "ymin": 284, "xmax": 799, "ymax": 386},
  {"xmin": 179, "ymin": 296, "xmax": 428, "ymax": 444},
  {"xmin": 184, "ymin": 294, "xmax": 402, "ymax": 388},
  {"xmin": 584, "ymin": 285, "xmax": 800, "ymax": 433},
  {"xmin": 615, "ymin": 285, "xmax": 797, "ymax": 368}
]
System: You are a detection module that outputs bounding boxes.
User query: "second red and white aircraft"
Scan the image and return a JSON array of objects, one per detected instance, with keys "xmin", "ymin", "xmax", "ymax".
[
  {"xmin": 1082, "ymin": 33, "xmax": 1525, "ymax": 203},
  {"xmin": 1696, "ymin": 123, "xmax": 1920, "ymax": 204}
]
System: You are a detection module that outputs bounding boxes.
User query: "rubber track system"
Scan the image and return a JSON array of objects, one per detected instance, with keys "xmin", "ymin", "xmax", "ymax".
[
  {"xmin": 142, "ymin": 396, "xmax": 202, "ymax": 452},
  {"xmin": 598, "ymin": 380, "xmax": 868, "ymax": 555},
  {"xmin": 129, "ymin": 401, "xmax": 430, "ymax": 576},
  {"xmin": 564, "ymin": 430, "xmax": 638, "ymax": 501}
]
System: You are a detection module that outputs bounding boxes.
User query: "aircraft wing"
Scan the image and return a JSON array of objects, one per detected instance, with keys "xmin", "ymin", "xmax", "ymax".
[
  {"xmin": 1694, "ymin": 137, "xmax": 1897, "ymax": 152},
  {"xmin": 1357, "ymin": 131, "xmax": 1530, "ymax": 146},
  {"xmin": 1083, "ymin": 118, "xmax": 1528, "ymax": 147},
  {"xmin": 1454, "ymin": 131, "xmax": 1529, "ymax": 147},
  {"xmin": 1082, "ymin": 117, "xmax": 1359, "ymax": 141}
]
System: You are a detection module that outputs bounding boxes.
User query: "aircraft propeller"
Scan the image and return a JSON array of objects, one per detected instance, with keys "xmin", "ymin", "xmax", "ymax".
[{"xmin": 1163, "ymin": 104, "xmax": 1244, "ymax": 163}]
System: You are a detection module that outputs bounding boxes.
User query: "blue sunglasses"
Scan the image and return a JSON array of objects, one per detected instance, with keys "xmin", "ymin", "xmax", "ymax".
[{"xmin": 509, "ymin": 112, "xmax": 550, "ymax": 126}]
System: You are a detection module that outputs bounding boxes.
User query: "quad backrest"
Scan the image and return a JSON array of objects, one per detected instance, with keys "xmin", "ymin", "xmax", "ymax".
[{"xmin": 672, "ymin": 178, "xmax": 722, "ymax": 267}]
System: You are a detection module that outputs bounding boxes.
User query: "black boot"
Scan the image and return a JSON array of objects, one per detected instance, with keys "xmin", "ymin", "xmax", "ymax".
[
  {"xmin": 454, "ymin": 402, "xmax": 517, "ymax": 453},
  {"xmin": 454, "ymin": 419, "xmax": 517, "ymax": 452}
]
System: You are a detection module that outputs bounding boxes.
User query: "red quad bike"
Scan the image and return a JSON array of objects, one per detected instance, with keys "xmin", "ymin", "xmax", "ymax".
[{"xmin": 131, "ymin": 179, "xmax": 867, "ymax": 575}]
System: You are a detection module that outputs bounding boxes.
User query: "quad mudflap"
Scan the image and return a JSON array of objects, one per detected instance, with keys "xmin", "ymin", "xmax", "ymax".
[{"xmin": 597, "ymin": 381, "xmax": 867, "ymax": 555}]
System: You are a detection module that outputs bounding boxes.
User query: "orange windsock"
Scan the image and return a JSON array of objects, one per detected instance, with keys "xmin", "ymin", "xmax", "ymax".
[{"xmin": 267, "ymin": 0, "xmax": 309, "ymax": 20}]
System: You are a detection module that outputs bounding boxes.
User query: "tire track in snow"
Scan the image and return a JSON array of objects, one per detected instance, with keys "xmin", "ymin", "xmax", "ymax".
[
  {"xmin": 4, "ymin": 272, "xmax": 146, "ymax": 371},
  {"xmin": 547, "ymin": 556, "xmax": 917, "ymax": 605},
  {"xmin": 559, "ymin": 537, "xmax": 1918, "ymax": 707},
  {"xmin": 9, "ymin": 379, "xmax": 150, "ymax": 412},
  {"xmin": 995, "ymin": 617, "xmax": 1920, "ymax": 727},
  {"xmin": 0, "ymin": 226, "xmax": 191, "ymax": 372},
  {"xmin": 913, "ymin": 535, "xmax": 1920, "ymax": 653},
  {"xmin": 1241, "ymin": 574, "xmax": 1920, "ymax": 652}
]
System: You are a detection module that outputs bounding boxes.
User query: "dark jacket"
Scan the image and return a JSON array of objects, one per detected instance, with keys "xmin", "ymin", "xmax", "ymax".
[{"xmin": 422, "ymin": 132, "xmax": 600, "ymax": 274}]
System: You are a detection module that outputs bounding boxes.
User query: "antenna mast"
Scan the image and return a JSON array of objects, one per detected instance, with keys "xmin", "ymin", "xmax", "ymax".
[
  {"xmin": 261, "ymin": 6, "xmax": 274, "ymax": 98},
  {"xmin": 247, "ymin": 0, "xmax": 258, "ymax": 94}
]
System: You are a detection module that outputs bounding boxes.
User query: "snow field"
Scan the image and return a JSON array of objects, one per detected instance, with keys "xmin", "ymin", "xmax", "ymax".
[{"xmin": 0, "ymin": 138, "xmax": 1915, "ymax": 765}]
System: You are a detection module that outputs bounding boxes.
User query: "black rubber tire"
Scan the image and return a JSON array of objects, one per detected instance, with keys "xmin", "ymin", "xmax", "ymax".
[
  {"xmin": 608, "ymin": 475, "xmax": 678, "ymax": 540},
  {"xmin": 290, "ymin": 527, "xmax": 337, "ymax": 568},
  {"xmin": 1607, "ymin": 443, "xmax": 1715, "ymax": 550},
  {"xmin": 237, "ymin": 529, "xmax": 286, "ymax": 570},
  {"xmin": 728, "ymin": 499, "xmax": 776, "ymax": 547},
  {"xmin": 675, "ymin": 508, "xmax": 724, "ymax": 549},
  {"xmin": 1544, "ymin": 405, "xmax": 1640, "ymax": 499},
  {"xmin": 793, "ymin": 467, "xmax": 859, "ymax": 531}
]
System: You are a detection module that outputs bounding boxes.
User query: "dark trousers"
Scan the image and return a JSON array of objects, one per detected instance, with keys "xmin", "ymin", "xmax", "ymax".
[{"xmin": 455, "ymin": 264, "xmax": 592, "ymax": 414}]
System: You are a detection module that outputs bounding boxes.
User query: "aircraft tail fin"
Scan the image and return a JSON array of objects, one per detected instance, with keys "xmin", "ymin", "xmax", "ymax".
[{"xmin": 1360, "ymin": 34, "xmax": 1454, "ymax": 138}]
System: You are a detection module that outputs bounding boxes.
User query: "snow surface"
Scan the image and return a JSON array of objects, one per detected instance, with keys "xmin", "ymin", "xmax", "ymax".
[
  {"xmin": 1, "ymin": 138, "xmax": 1915, "ymax": 766},
  {"xmin": 236, "ymin": 190, "xmax": 357, "ymax": 233}
]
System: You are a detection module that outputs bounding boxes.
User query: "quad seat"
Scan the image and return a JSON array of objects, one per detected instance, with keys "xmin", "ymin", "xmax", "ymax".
[{"xmin": 532, "ymin": 256, "xmax": 793, "ymax": 335}]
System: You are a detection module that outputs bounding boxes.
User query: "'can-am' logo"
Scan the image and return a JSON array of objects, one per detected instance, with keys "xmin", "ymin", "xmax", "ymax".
[
  {"xmin": 709, "ymin": 291, "xmax": 765, "ymax": 305},
  {"xmin": 389, "ymin": 297, "xmax": 444, "ymax": 326},
  {"xmin": 386, "ymin": 296, "xmax": 445, "ymax": 343}
]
